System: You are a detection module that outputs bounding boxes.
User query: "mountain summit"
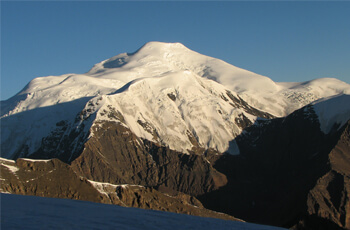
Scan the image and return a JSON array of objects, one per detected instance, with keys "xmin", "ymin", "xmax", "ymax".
[{"xmin": 1, "ymin": 41, "xmax": 349, "ymax": 159}]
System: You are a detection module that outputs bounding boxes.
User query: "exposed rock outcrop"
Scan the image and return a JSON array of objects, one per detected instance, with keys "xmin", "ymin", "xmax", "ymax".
[
  {"xmin": 0, "ymin": 158, "xmax": 103, "ymax": 203},
  {"xmin": 0, "ymin": 157, "xmax": 238, "ymax": 221},
  {"xmin": 297, "ymin": 120, "xmax": 350, "ymax": 230},
  {"xmin": 70, "ymin": 121, "xmax": 227, "ymax": 197}
]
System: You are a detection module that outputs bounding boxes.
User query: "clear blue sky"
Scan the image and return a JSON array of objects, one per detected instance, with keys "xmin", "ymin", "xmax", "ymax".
[{"xmin": 1, "ymin": 1, "xmax": 349, "ymax": 100}]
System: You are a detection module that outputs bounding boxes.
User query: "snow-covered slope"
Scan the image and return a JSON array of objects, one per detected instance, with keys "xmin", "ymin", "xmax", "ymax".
[
  {"xmin": 87, "ymin": 42, "xmax": 350, "ymax": 116},
  {"xmin": 1, "ymin": 41, "xmax": 349, "ymax": 159},
  {"xmin": 3, "ymin": 42, "xmax": 349, "ymax": 117},
  {"xmin": 312, "ymin": 94, "xmax": 350, "ymax": 134},
  {"xmin": 87, "ymin": 70, "xmax": 265, "ymax": 155},
  {"xmin": 1, "ymin": 193, "xmax": 287, "ymax": 230}
]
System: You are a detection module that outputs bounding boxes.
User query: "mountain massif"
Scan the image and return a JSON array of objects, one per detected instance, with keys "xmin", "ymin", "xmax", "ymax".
[{"xmin": 1, "ymin": 42, "xmax": 350, "ymax": 229}]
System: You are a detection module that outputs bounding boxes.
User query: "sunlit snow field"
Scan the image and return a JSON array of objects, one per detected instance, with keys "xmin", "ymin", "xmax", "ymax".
[{"xmin": 1, "ymin": 193, "xmax": 286, "ymax": 230}]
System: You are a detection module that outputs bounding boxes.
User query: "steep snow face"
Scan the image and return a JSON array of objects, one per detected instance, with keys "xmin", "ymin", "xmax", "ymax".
[
  {"xmin": 312, "ymin": 94, "xmax": 350, "ymax": 134},
  {"xmin": 1, "ymin": 41, "xmax": 349, "ymax": 159},
  {"xmin": 91, "ymin": 70, "xmax": 258, "ymax": 154}
]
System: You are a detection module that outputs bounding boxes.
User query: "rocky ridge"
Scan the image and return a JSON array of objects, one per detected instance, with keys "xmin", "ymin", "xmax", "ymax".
[
  {"xmin": 0, "ymin": 157, "xmax": 239, "ymax": 221},
  {"xmin": 199, "ymin": 103, "xmax": 350, "ymax": 229}
]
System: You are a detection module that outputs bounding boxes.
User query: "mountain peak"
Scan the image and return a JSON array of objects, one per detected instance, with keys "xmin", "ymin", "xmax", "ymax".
[
  {"xmin": 86, "ymin": 40, "xmax": 277, "ymax": 97},
  {"xmin": 138, "ymin": 41, "xmax": 188, "ymax": 51},
  {"xmin": 86, "ymin": 41, "xmax": 192, "ymax": 74}
]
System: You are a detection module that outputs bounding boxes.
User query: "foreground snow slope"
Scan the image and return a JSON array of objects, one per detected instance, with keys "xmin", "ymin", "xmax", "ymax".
[
  {"xmin": 1, "ymin": 193, "xmax": 287, "ymax": 230},
  {"xmin": 1, "ymin": 41, "xmax": 349, "ymax": 159}
]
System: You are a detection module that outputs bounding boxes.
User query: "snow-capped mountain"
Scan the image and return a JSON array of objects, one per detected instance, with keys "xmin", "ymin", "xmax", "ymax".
[
  {"xmin": 1, "ymin": 41, "xmax": 349, "ymax": 160},
  {"xmin": 1, "ymin": 41, "xmax": 350, "ymax": 229}
]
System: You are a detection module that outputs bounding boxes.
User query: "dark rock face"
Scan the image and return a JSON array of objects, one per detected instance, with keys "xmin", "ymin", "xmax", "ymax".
[
  {"xmin": 0, "ymin": 157, "xmax": 238, "ymax": 221},
  {"xmin": 115, "ymin": 185, "xmax": 239, "ymax": 221},
  {"xmin": 303, "ymin": 171, "xmax": 350, "ymax": 230},
  {"xmin": 29, "ymin": 121, "xmax": 89, "ymax": 162},
  {"xmin": 70, "ymin": 121, "xmax": 227, "ymax": 197},
  {"xmin": 301, "ymin": 120, "xmax": 350, "ymax": 230},
  {"xmin": 0, "ymin": 158, "xmax": 104, "ymax": 202},
  {"xmin": 198, "ymin": 107, "xmax": 350, "ymax": 229}
]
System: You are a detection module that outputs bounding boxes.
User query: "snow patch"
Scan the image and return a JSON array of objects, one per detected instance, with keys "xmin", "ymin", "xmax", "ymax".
[
  {"xmin": 118, "ymin": 184, "xmax": 145, "ymax": 189},
  {"xmin": 1, "ymin": 163, "xmax": 19, "ymax": 173},
  {"xmin": 88, "ymin": 180, "xmax": 119, "ymax": 188},
  {"xmin": 25, "ymin": 169, "xmax": 56, "ymax": 183},
  {"xmin": 0, "ymin": 157, "xmax": 15, "ymax": 163},
  {"xmin": 88, "ymin": 180, "xmax": 119, "ymax": 196},
  {"xmin": 20, "ymin": 158, "xmax": 51, "ymax": 162}
]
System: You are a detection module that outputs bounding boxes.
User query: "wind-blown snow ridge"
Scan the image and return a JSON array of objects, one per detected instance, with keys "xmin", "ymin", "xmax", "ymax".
[{"xmin": 1, "ymin": 41, "xmax": 350, "ymax": 159}]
